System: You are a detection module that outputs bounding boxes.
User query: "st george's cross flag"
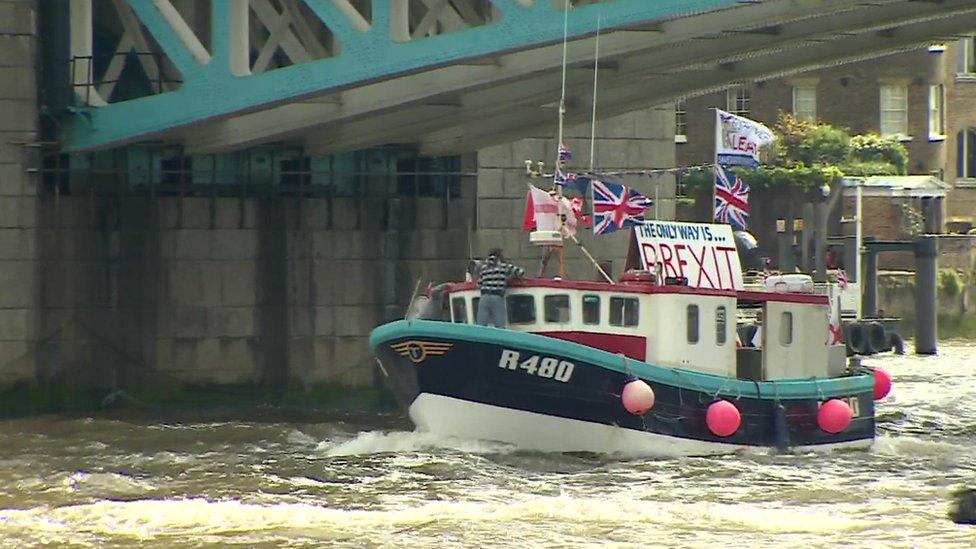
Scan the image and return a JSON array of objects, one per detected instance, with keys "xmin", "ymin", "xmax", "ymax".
[
  {"xmin": 713, "ymin": 165, "xmax": 750, "ymax": 231},
  {"xmin": 591, "ymin": 179, "xmax": 652, "ymax": 235}
]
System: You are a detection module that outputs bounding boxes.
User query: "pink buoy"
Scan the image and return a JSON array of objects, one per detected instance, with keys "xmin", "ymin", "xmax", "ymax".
[
  {"xmin": 705, "ymin": 400, "xmax": 740, "ymax": 437},
  {"xmin": 621, "ymin": 379, "xmax": 655, "ymax": 415},
  {"xmin": 817, "ymin": 399, "xmax": 853, "ymax": 434},
  {"xmin": 873, "ymin": 368, "xmax": 892, "ymax": 400}
]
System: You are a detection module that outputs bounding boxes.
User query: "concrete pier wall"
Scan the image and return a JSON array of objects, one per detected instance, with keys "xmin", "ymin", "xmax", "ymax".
[{"xmin": 0, "ymin": 0, "xmax": 41, "ymax": 388}]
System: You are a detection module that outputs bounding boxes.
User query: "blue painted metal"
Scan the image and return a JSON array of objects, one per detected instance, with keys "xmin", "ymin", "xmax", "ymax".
[
  {"xmin": 369, "ymin": 319, "xmax": 875, "ymax": 400},
  {"xmin": 62, "ymin": 0, "xmax": 745, "ymax": 151}
]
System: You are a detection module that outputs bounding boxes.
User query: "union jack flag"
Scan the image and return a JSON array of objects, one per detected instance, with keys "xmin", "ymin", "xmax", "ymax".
[
  {"xmin": 558, "ymin": 143, "xmax": 572, "ymax": 161},
  {"xmin": 591, "ymin": 179, "xmax": 652, "ymax": 235},
  {"xmin": 714, "ymin": 166, "xmax": 750, "ymax": 230},
  {"xmin": 836, "ymin": 269, "xmax": 848, "ymax": 289}
]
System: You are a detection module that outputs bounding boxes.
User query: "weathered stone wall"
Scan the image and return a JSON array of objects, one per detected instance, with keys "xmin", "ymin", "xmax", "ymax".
[
  {"xmin": 29, "ymin": 189, "xmax": 482, "ymax": 394},
  {"xmin": 0, "ymin": 0, "xmax": 40, "ymax": 388}
]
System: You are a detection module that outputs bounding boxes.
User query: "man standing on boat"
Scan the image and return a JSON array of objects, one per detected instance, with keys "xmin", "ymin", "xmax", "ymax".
[{"xmin": 476, "ymin": 248, "xmax": 524, "ymax": 328}]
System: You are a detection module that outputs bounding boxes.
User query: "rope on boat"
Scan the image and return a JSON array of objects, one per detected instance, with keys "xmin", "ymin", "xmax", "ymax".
[{"xmin": 619, "ymin": 353, "xmax": 633, "ymax": 378}]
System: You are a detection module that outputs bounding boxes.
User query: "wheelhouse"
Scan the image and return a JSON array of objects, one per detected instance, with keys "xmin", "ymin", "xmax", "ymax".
[{"xmin": 446, "ymin": 278, "xmax": 843, "ymax": 382}]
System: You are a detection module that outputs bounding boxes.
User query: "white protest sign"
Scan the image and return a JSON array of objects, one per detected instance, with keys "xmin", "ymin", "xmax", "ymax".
[{"xmin": 634, "ymin": 221, "xmax": 744, "ymax": 290}]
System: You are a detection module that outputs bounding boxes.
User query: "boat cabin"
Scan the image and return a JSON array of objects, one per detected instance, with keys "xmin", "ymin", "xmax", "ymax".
[{"xmin": 444, "ymin": 276, "xmax": 844, "ymax": 381}]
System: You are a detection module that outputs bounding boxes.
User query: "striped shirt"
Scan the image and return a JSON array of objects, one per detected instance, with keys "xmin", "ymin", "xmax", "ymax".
[{"xmin": 477, "ymin": 260, "xmax": 524, "ymax": 295}]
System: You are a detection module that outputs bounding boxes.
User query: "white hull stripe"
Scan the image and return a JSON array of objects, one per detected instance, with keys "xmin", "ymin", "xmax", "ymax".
[{"xmin": 409, "ymin": 393, "xmax": 873, "ymax": 457}]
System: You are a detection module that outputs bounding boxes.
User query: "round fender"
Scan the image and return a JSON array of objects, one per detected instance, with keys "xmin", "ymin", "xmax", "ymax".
[{"xmin": 867, "ymin": 322, "xmax": 889, "ymax": 354}]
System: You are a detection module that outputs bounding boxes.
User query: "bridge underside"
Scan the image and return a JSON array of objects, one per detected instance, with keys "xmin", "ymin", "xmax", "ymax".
[{"xmin": 56, "ymin": 0, "xmax": 976, "ymax": 156}]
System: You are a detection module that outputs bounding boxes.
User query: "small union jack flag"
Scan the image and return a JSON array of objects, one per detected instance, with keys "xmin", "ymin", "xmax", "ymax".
[
  {"xmin": 714, "ymin": 166, "xmax": 750, "ymax": 230},
  {"xmin": 558, "ymin": 143, "xmax": 572, "ymax": 161},
  {"xmin": 591, "ymin": 179, "xmax": 652, "ymax": 235},
  {"xmin": 836, "ymin": 269, "xmax": 848, "ymax": 289}
]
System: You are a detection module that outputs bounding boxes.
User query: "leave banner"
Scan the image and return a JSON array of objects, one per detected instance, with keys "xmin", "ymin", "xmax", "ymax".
[
  {"xmin": 715, "ymin": 109, "xmax": 775, "ymax": 169},
  {"xmin": 633, "ymin": 221, "xmax": 744, "ymax": 290}
]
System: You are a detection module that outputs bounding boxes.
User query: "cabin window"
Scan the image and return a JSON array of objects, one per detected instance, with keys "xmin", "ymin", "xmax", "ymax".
[
  {"xmin": 544, "ymin": 294, "xmax": 571, "ymax": 323},
  {"xmin": 610, "ymin": 297, "xmax": 639, "ymax": 327},
  {"xmin": 687, "ymin": 304, "xmax": 700, "ymax": 343},
  {"xmin": 507, "ymin": 295, "xmax": 536, "ymax": 325},
  {"xmin": 471, "ymin": 297, "xmax": 480, "ymax": 323},
  {"xmin": 780, "ymin": 312, "xmax": 793, "ymax": 345},
  {"xmin": 582, "ymin": 294, "xmax": 601, "ymax": 325},
  {"xmin": 451, "ymin": 297, "xmax": 467, "ymax": 324},
  {"xmin": 716, "ymin": 306, "xmax": 727, "ymax": 345}
]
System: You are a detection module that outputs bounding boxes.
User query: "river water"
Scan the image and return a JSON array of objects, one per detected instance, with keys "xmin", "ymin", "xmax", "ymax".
[{"xmin": 0, "ymin": 343, "xmax": 974, "ymax": 548}]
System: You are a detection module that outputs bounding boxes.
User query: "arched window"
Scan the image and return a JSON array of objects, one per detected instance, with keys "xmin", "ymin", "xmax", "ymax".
[{"xmin": 957, "ymin": 129, "xmax": 976, "ymax": 179}]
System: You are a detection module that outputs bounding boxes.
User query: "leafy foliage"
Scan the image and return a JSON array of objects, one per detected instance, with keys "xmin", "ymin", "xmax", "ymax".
[
  {"xmin": 770, "ymin": 113, "xmax": 851, "ymax": 168},
  {"xmin": 849, "ymin": 134, "xmax": 909, "ymax": 174}
]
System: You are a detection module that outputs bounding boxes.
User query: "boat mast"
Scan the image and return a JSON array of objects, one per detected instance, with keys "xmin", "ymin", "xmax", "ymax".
[
  {"xmin": 588, "ymin": 14, "xmax": 601, "ymax": 172},
  {"xmin": 556, "ymin": 0, "xmax": 570, "ymax": 176},
  {"xmin": 551, "ymin": 0, "xmax": 571, "ymax": 279}
]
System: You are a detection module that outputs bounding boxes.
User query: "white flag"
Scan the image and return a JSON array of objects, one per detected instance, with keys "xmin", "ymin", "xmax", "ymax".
[{"xmin": 715, "ymin": 109, "xmax": 776, "ymax": 170}]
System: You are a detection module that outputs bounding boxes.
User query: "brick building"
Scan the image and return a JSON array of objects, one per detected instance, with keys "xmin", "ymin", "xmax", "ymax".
[{"xmin": 675, "ymin": 41, "xmax": 976, "ymax": 246}]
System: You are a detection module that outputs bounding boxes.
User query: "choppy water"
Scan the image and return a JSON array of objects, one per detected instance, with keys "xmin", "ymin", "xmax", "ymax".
[{"xmin": 0, "ymin": 344, "xmax": 975, "ymax": 548}]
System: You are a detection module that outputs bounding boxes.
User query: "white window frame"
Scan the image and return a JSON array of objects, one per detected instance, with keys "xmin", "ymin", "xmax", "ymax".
[
  {"xmin": 958, "ymin": 129, "xmax": 976, "ymax": 181},
  {"xmin": 726, "ymin": 85, "xmax": 750, "ymax": 117},
  {"xmin": 879, "ymin": 84, "xmax": 909, "ymax": 139},
  {"xmin": 675, "ymin": 100, "xmax": 688, "ymax": 144},
  {"xmin": 958, "ymin": 37, "xmax": 976, "ymax": 76},
  {"xmin": 929, "ymin": 84, "xmax": 945, "ymax": 141},
  {"xmin": 792, "ymin": 85, "xmax": 817, "ymax": 121}
]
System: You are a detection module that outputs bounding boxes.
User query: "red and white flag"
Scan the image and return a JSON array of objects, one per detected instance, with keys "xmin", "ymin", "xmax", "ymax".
[
  {"xmin": 523, "ymin": 186, "xmax": 590, "ymax": 237},
  {"xmin": 522, "ymin": 185, "xmax": 559, "ymax": 231}
]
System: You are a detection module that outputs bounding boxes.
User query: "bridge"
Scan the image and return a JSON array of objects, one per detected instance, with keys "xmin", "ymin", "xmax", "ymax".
[
  {"xmin": 2, "ymin": 0, "xmax": 973, "ymax": 406},
  {"xmin": 55, "ymin": 0, "xmax": 976, "ymax": 156}
]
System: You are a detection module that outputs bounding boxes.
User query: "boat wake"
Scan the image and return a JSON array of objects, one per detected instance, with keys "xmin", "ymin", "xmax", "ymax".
[{"xmin": 319, "ymin": 430, "xmax": 516, "ymax": 457}]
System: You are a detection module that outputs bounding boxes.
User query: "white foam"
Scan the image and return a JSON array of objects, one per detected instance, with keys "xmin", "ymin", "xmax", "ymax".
[{"xmin": 319, "ymin": 430, "xmax": 515, "ymax": 457}]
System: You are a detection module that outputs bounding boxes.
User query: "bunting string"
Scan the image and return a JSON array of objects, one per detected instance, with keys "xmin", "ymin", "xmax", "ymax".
[
  {"xmin": 583, "ymin": 164, "xmax": 714, "ymax": 179},
  {"xmin": 526, "ymin": 161, "xmax": 715, "ymax": 182}
]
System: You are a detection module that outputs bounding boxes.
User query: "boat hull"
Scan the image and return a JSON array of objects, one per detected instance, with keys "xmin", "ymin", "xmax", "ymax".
[{"xmin": 371, "ymin": 320, "xmax": 876, "ymax": 456}]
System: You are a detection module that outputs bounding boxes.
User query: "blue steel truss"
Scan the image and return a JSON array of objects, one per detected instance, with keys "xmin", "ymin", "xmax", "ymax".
[{"xmin": 60, "ymin": 0, "xmax": 744, "ymax": 152}]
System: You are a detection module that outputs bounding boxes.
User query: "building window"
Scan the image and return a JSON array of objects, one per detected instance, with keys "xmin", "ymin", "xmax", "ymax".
[
  {"xmin": 506, "ymin": 295, "xmax": 536, "ymax": 325},
  {"xmin": 726, "ymin": 85, "xmax": 750, "ymax": 116},
  {"xmin": 451, "ymin": 297, "xmax": 467, "ymax": 323},
  {"xmin": 687, "ymin": 304, "xmax": 700, "ymax": 343},
  {"xmin": 792, "ymin": 85, "xmax": 817, "ymax": 121},
  {"xmin": 957, "ymin": 37, "xmax": 976, "ymax": 74},
  {"xmin": 609, "ymin": 297, "xmax": 639, "ymax": 327},
  {"xmin": 675, "ymin": 100, "xmax": 688, "ymax": 143},
  {"xmin": 716, "ymin": 306, "xmax": 727, "ymax": 345},
  {"xmin": 957, "ymin": 129, "xmax": 976, "ymax": 179},
  {"xmin": 779, "ymin": 312, "xmax": 793, "ymax": 345},
  {"xmin": 544, "ymin": 294, "xmax": 571, "ymax": 323},
  {"xmin": 880, "ymin": 85, "xmax": 908, "ymax": 138},
  {"xmin": 929, "ymin": 84, "xmax": 945, "ymax": 140},
  {"xmin": 582, "ymin": 294, "xmax": 600, "ymax": 325}
]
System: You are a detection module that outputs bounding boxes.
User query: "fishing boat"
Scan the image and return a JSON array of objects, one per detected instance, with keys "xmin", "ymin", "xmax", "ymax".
[
  {"xmin": 369, "ymin": 220, "xmax": 892, "ymax": 456},
  {"xmin": 371, "ymin": 1, "xmax": 889, "ymax": 456}
]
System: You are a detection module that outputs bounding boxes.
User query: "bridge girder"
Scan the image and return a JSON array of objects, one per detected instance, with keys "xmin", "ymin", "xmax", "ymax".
[{"xmin": 56, "ymin": 0, "xmax": 976, "ymax": 155}]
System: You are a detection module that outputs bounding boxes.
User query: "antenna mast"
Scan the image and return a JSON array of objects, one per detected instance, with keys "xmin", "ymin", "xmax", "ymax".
[
  {"xmin": 556, "ymin": 0, "xmax": 570, "ymax": 174},
  {"xmin": 589, "ymin": 14, "xmax": 601, "ymax": 172}
]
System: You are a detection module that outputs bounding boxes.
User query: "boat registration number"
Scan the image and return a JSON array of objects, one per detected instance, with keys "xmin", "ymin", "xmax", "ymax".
[{"xmin": 498, "ymin": 349, "xmax": 575, "ymax": 383}]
